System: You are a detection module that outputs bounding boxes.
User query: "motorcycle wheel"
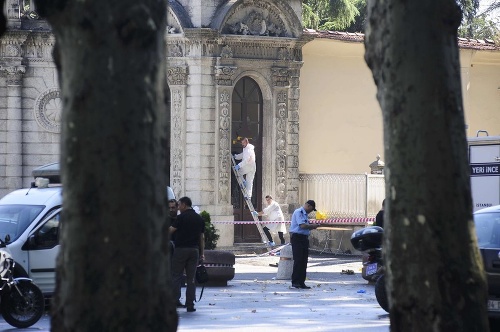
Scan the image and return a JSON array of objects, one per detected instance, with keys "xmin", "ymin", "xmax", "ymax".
[
  {"xmin": 1, "ymin": 281, "xmax": 45, "ymax": 328},
  {"xmin": 374, "ymin": 274, "xmax": 389, "ymax": 313}
]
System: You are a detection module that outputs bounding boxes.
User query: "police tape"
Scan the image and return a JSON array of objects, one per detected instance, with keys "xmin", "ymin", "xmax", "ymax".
[{"xmin": 211, "ymin": 217, "xmax": 374, "ymax": 225}]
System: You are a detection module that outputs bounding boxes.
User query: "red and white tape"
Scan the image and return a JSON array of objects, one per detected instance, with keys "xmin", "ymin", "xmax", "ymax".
[{"xmin": 212, "ymin": 217, "xmax": 374, "ymax": 225}]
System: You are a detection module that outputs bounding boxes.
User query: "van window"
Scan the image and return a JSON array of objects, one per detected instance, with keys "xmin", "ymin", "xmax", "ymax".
[
  {"xmin": 474, "ymin": 213, "xmax": 500, "ymax": 247},
  {"xmin": 32, "ymin": 213, "xmax": 60, "ymax": 249},
  {"xmin": 0, "ymin": 205, "xmax": 44, "ymax": 243}
]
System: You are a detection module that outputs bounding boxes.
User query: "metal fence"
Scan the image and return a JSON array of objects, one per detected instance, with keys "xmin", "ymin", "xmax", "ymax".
[{"xmin": 299, "ymin": 173, "xmax": 385, "ymax": 218}]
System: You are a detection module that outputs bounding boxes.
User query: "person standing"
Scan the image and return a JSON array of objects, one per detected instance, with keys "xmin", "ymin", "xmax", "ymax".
[
  {"xmin": 168, "ymin": 199, "xmax": 179, "ymax": 264},
  {"xmin": 257, "ymin": 195, "xmax": 286, "ymax": 246},
  {"xmin": 233, "ymin": 137, "xmax": 256, "ymax": 199},
  {"xmin": 289, "ymin": 200, "xmax": 320, "ymax": 289},
  {"xmin": 170, "ymin": 197, "xmax": 205, "ymax": 312},
  {"xmin": 375, "ymin": 199, "xmax": 385, "ymax": 228}
]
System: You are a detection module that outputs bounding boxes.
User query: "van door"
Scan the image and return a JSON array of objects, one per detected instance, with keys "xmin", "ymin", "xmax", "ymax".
[{"xmin": 25, "ymin": 208, "xmax": 61, "ymax": 295}]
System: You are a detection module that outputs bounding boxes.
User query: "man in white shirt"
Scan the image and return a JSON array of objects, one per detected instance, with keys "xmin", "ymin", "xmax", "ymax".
[
  {"xmin": 234, "ymin": 137, "xmax": 256, "ymax": 199},
  {"xmin": 257, "ymin": 195, "xmax": 287, "ymax": 246}
]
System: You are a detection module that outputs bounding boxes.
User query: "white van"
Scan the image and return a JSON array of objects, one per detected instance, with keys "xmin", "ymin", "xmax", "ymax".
[{"xmin": 0, "ymin": 163, "xmax": 175, "ymax": 296}]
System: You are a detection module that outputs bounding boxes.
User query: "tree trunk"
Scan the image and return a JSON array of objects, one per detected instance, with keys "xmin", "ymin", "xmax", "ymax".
[
  {"xmin": 364, "ymin": 0, "xmax": 489, "ymax": 331},
  {"xmin": 0, "ymin": 0, "xmax": 5, "ymax": 36},
  {"xmin": 33, "ymin": 1, "xmax": 178, "ymax": 330}
]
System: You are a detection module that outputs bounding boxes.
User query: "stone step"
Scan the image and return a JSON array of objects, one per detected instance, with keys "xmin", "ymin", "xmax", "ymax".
[{"xmin": 216, "ymin": 243, "xmax": 269, "ymax": 255}]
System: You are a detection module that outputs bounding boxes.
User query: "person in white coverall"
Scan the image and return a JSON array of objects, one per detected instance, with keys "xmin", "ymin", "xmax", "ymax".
[
  {"xmin": 257, "ymin": 195, "xmax": 287, "ymax": 246},
  {"xmin": 234, "ymin": 137, "xmax": 256, "ymax": 199}
]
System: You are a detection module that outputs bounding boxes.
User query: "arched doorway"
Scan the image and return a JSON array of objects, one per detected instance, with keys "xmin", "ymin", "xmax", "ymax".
[{"xmin": 231, "ymin": 77, "xmax": 263, "ymax": 243}]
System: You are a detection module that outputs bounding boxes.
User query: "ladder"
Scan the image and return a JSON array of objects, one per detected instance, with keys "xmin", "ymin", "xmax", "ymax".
[{"xmin": 231, "ymin": 155, "xmax": 269, "ymax": 245}]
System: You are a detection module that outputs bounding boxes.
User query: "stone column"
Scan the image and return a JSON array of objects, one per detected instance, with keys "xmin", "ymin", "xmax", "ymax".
[{"xmin": 2, "ymin": 65, "xmax": 26, "ymax": 190}]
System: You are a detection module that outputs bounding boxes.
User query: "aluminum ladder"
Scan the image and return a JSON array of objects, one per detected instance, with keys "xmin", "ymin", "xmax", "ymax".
[{"xmin": 231, "ymin": 155, "xmax": 269, "ymax": 245}]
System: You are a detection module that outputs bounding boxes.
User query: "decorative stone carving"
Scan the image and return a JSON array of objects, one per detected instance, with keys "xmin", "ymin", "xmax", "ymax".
[
  {"xmin": 276, "ymin": 90, "xmax": 288, "ymax": 200},
  {"xmin": 171, "ymin": 89, "xmax": 184, "ymax": 198},
  {"xmin": 219, "ymin": 90, "xmax": 231, "ymax": 204},
  {"xmin": 166, "ymin": 7, "xmax": 182, "ymax": 34},
  {"xmin": 34, "ymin": 88, "xmax": 61, "ymax": 133},
  {"xmin": 167, "ymin": 66, "xmax": 187, "ymax": 85},
  {"xmin": 215, "ymin": 66, "xmax": 236, "ymax": 86},
  {"xmin": 167, "ymin": 26, "xmax": 178, "ymax": 34},
  {"xmin": 272, "ymin": 68, "xmax": 290, "ymax": 87},
  {"xmin": 4, "ymin": 44, "xmax": 21, "ymax": 57},
  {"xmin": 223, "ymin": 1, "xmax": 290, "ymax": 37},
  {"xmin": 229, "ymin": 10, "xmax": 284, "ymax": 37},
  {"xmin": 168, "ymin": 44, "xmax": 183, "ymax": 57},
  {"xmin": 221, "ymin": 45, "xmax": 233, "ymax": 58},
  {"xmin": 278, "ymin": 47, "xmax": 291, "ymax": 61},
  {"xmin": 0, "ymin": 65, "xmax": 26, "ymax": 85}
]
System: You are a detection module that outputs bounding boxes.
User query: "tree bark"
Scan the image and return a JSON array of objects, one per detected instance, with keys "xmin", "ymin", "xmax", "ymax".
[
  {"xmin": 364, "ymin": 0, "xmax": 489, "ymax": 331},
  {"xmin": 0, "ymin": 0, "xmax": 6, "ymax": 36},
  {"xmin": 33, "ymin": 1, "xmax": 177, "ymax": 330}
]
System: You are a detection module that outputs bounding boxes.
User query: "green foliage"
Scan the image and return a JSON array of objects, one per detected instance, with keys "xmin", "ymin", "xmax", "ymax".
[
  {"xmin": 458, "ymin": 13, "xmax": 500, "ymax": 41},
  {"xmin": 302, "ymin": 4, "xmax": 321, "ymax": 30},
  {"xmin": 302, "ymin": 0, "xmax": 360, "ymax": 30},
  {"xmin": 200, "ymin": 210, "xmax": 219, "ymax": 250}
]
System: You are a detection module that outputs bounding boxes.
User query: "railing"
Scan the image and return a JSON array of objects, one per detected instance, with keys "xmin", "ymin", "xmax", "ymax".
[{"xmin": 299, "ymin": 173, "xmax": 385, "ymax": 218}]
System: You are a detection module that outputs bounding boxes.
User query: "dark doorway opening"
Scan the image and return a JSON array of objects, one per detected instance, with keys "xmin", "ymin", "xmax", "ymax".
[{"xmin": 231, "ymin": 77, "xmax": 263, "ymax": 243}]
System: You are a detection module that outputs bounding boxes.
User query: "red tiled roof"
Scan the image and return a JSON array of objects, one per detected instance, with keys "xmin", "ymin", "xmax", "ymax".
[{"xmin": 304, "ymin": 30, "xmax": 499, "ymax": 51}]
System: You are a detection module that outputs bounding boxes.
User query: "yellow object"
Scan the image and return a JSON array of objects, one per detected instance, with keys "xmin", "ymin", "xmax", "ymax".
[{"xmin": 315, "ymin": 210, "xmax": 327, "ymax": 220}]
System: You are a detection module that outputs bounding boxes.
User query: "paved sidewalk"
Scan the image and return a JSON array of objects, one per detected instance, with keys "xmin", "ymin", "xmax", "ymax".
[{"xmin": 177, "ymin": 253, "xmax": 390, "ymax": 332}]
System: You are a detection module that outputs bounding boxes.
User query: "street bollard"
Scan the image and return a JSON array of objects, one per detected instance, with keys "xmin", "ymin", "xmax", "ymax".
[{"xmin": 276, "ymin": 244, "xmax": 293, "ymax": 280}]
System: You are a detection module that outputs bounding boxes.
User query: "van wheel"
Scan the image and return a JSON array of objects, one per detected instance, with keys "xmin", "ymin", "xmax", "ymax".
[{"xmin": 375, "ymin": 274, "xmax": 389, "ymax": 312}]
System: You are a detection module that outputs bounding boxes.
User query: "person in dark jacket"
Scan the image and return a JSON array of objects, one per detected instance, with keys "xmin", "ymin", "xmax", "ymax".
[
  {"xmin": 375, "ymin": 199, "xmax": 385, "ymax": 228},
  {"xmin": 170, "ymin": 196, "xmax": 205, "ymax": 312}
]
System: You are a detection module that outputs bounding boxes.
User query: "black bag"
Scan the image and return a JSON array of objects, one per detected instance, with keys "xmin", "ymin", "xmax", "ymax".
[
  {"xmin": 196, "ymin": 265, "xmax": 209, "ymax": 284},
  {"xmin": 195, "ymin": 265, "xmax": 209, "ymax": 302}
]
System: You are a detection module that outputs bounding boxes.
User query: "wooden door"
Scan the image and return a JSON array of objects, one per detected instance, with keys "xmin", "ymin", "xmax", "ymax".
[{"xmin": 231, "ymin": 77, "xmax": 263, "ymax": 243}]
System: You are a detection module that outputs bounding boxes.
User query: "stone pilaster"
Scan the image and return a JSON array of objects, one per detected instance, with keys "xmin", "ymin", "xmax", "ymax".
[
  {"xmin": 1, "ymin": 65, "xmax": 26, "ymax": 190},
  {"xmin": 287, "ymin": 68, "xmax": 301, "ymax": 207},
  {"xmin": 167, "ymin": 66, "xmax": 188, "ymax": 199}
]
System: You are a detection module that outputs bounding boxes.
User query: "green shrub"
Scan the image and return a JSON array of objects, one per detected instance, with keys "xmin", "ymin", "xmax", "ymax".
[{"xmin": 200, "ymin": 210, "xmax": 219, "ymax": 250}]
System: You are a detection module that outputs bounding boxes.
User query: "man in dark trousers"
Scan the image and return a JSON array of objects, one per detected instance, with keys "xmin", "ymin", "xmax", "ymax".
[
  {"xmin": 289, "ymin": 200, "xmax": 320, "ymax": 289},
  {"xmin": 170, "ymin": 196, "xmax": 205, "ymax": 312}
]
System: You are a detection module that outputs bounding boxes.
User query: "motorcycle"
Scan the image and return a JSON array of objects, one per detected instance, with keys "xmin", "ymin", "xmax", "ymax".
[
  {"xmin": 350, "ymin": 226, "xmax": 389, "ymax": 312},
  {"xmin": 0, "ymin": 240, "xmax": 45, "ymax": 328}
]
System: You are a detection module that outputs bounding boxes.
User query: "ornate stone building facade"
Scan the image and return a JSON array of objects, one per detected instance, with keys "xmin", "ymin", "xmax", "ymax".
[{"xmin": 1, "ymin": 0, "xmax": 309, "ymax": 246}]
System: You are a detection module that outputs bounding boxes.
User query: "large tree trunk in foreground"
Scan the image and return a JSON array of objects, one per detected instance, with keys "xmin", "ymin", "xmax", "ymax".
[
  {"xmin": 364, "ymin": 0, "xmax": 488, "ymax": 330},
  {"xmin": 34, "ymin": 1, "xmax": 178, "ymax": 330}
]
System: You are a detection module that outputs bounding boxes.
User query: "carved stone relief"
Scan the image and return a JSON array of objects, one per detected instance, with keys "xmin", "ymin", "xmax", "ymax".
[
  {"xmin": 276, "ymin": 90, "xmax": 287, "ymax": 200},
  {"xmin": 34, "ymin": 88, "xmax": 61, "ymax": 133},
  {"xmin": 221, "ymin": 45, "xmax": 233, "ymax": 58},
  {"xmin": 171, "ymin": 89, "xmax": 184, "ymax": 199},
  {"xmin": 167, "ymin": 66, "xmax": 187, "ymax": 85},
  {"xmin": 218, "ymin": 90, "xmax": 231, "ymax": 204},
  {"xmin": 168, "ymin": 44, "xmax": 183, "ymax": 57},
  {"xmin": 215, "ymin": 66, "xmax": 236, "ymax": 86},
  {"xmin": 271, "ymin": 68, "xmax": 290, "ymax": 87},
  {"xmin": 0, "ymin": 65, "xmax": 26, "ymax": 85},
  {"xmin": 222, "ymin": 1, "xmax": 291, "ymax": 37}
]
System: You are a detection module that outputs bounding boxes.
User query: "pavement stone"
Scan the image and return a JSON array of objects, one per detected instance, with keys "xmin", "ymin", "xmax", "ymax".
[{"xmin": 177, "ymin": 253, "xmax": 390, "ymax": 332}]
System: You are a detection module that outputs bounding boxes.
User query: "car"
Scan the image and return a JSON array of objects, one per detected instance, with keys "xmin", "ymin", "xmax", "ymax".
[
  {"xmin": 0, "ymin": 163, "xmax": 175, "ymax": 296},
  {"xmin": 473, "ymin": 205, "xmax": 500, "ymax": 318}
]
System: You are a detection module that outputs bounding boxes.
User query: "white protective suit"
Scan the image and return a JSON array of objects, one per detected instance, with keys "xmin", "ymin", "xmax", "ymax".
[
  {"xmin": 262, "ymin": 200, "xmax": 287, "ymax": 234},
  {"xmin": 234, "ymin": 143, "xmax": 256, "ymax": 198}
]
